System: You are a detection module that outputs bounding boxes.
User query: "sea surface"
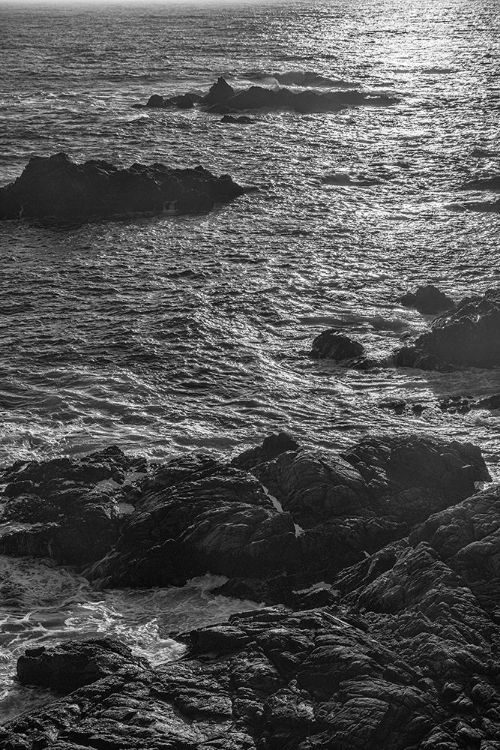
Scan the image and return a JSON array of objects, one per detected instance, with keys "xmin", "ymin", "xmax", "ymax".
[{"xmin": 0, "ymin": 0, "xmax": 499, "ymax": 723}]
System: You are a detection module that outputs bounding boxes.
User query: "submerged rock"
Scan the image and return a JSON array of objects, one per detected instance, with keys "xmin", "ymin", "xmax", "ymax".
[
  {"xmin": 399, "ymin": 284, "xmax": 455, "ymax": 314},
  {"xmin": 394, "ymin": 288, "xmax": 500, "ymax": 370},
  {"xmin": 0, "ymin": 153, "xmax": 251, "ymax": 221}
]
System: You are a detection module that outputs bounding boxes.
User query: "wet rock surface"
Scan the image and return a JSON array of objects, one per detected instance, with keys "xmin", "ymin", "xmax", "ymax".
[
  {"xmin": 1, "ymin": 433, "xmax": 499, "ymax": 749},
  {"xmin": 0, "ymin": 446, "xmax": 145, "ymax": 566},
  {"xmin": 394, "ymin": 288, "xmax": 500, "ymax": 370},
  {"xmin": 0, "ymin": 153, "xmax": 251, "ymax": 221}
]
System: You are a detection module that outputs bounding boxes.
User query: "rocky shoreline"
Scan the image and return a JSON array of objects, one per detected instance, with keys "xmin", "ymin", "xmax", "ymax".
[{"xmin": 1, "ymin": 429, "xmax": 500, "ymax": 748}]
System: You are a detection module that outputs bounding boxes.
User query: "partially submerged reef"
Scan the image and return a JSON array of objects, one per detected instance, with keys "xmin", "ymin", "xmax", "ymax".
[
  {"xmin": 0, "ymin": 153, "xmax": 252, "ymax": 222},
  {"xmin": 311, "ymin": 287, "xmax": 500, "ymax": 374},
  {"xmin": 2, "ymin": 430, "xmax": 500, "ymax": 749},
  {"xmin": 140, "ymin": 76, "xmax": 398, "ymax": 114}
]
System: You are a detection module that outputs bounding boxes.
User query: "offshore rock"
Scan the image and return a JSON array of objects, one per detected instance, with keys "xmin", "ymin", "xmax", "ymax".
[
  {"xmin": 205, "ymin": 76, "xmax": 235, "ymax": 106},
  {"xmin": 399, "ymin": 284, "xmax": 455, "ymax": 314},
  {"xmin": 310, "ymin": 329, "xmax": 364, "ymax": 360},
  {"xmin": 208, "ymin": 85, "xmax": 397, "ymax": 114},
  {"xmin": 394, "ymin": 288, "xmax": 500, "ymax": 370},
  {"xmin": 0, "ymin": 152, "xmax": 250, "ymax": 221},
  {"xmin": 221, "ymin": 114, "xmax": 255, "ymax": 124}
]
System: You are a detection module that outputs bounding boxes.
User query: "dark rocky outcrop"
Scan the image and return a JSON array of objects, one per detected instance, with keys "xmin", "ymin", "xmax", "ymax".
[
  {"xmin": 310, "ymin": 329, "xmax": 364, "ymax": 361},
  {"xmin": 0, "ymin": 446, "xmax": 145, "ymax": 566},
  {"xmin": 310, "ymin": 329, "xmax": 377, "ymax": 370},
  {"xmin": 17, "ymin": 637, "xmax": 149, "ymax": 694},
  {"xmin": 221, "ymin": 114, "xmax": 255, "ymax": 124},
  {"xmin": 0, "ymin": 436, "xmax": 488, "ymax": 592},
  {"xmin": 2, "ymin": 433, "xmax": 500, "ymax": 749},
  {"xmin": 142, "ymin": 77, "xmax": 397, "ymax": 115},
  {"xmin": 85, "ymin": 435, "xmax": 488, "ymax": 591},
  {"xmin": 207, "ymin": 84, "xmax": 396, "ymax": 114},
  {"xmin": 0, "ymin": 153, "xmax": 251, "ymax": 221},
  {"xmin": 394, "ymin": 288, "xmax": 500, "ymax": 370},
  {"xmin": 205, "ymin": 76, "xmax": 236, "ymax": 106},
  {"xmin": 399, "ymin": 284, "xmax": 455, "ymax": 314}
]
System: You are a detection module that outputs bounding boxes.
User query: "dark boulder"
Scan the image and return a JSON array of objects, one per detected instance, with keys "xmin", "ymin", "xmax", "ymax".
[
  {"xmin": 221, "ymin": 114, "xmax": 255, "ymax": 124},
  {"xmin": 399, "ymin": 284, "xmax": 455, "ymax": 314},
  {"xmin": 169, "ymin": 93, "xmax": 194, "ymax": 109},
  {"xmin": 146, "ymin": 93, "xmax": 168, "ymax": 108},
  {"xmin": 0, "ymin": 153, "xmax": 251, "ymax": 221},
  {"xmin": 85, "ymin": 455, "xmax": 300, "ymax": 588},
  {"xmin": 394, "ymin": 289, "xmax": 500, "ymax": 370},
  {"xmin": 17, "ymin": 637, "xmax": 149, "ymax": 694},
  {"xmin": 0, "ymin": 446, "xmax": 144, "ymax": 566},
  {"xmin": 310, "ymin": 329, "xmax": 364, "ymax": 361}
]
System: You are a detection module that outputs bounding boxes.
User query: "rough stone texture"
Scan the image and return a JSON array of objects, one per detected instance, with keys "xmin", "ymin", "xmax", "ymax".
[
  {"xmin": 17, "ymin": 637, "xmax": 149, "ymax": 694},
  {"xmin": 85, "ymin": 456, "xmax": 299, "ymax": 588},
  {"xmin": 399, "ymin": 284, "xmax": 455, "ymax": 314},
  {"xmin": 3, "ymin": 586, "xmax": 500, "ymax": 749},
  {"xmin": 0, "ymin": 446, "xmax": 145, "ymax": 566},
  {"xmin": 394, "ymin": 288, "xmax": 500, "ymax": 370},
  {"xmin": 0, "ymin": 153, "xmax": 250, "ymax": 221},
  {"xmin": 1, "ymin": 434, "xmax": 500, "ymax": 749}
]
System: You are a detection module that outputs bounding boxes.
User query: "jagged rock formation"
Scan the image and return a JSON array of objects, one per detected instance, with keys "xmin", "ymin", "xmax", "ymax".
[
  {"xmin": 394, "ymin": 288, "xmax": 500, "ymax": 370},
  {"xmin": 141, "ymin": 76, "xmax": 397, "ymax": 115},
  {"xmin": 0, "ymin": 153, "xmax": 251, "ymax": 221},
  {"xmin": 0, "ymin": 446, "xmax": 145, "ymax": 565},
  {"xmin": 1, "ymin": 433, "xmax": 500, "ymax": 749}
]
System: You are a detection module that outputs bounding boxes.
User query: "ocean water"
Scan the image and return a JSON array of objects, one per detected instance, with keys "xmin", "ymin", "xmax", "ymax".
[{"xmin": 0, "ymin": 0, "xmax": 500, "ymax": 722}]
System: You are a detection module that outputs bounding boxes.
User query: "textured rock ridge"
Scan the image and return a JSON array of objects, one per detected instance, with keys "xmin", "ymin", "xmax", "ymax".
[
  {"xmin": 0, "ymin": 152, "xmax": 251, "ymax": 221},
  {"xmin": 1, "ymin": 434, "xmax": 500, "ymax": 749}
]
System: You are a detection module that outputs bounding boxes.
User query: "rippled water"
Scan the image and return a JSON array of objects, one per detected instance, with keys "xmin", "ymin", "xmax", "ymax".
[{"xmin": 1, "ymin": 0, "xmax": 500, "ymax": 721}]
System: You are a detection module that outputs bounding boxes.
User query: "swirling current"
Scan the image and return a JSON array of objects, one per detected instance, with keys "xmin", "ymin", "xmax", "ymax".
[{"xmin": 0, "ymin": 0, "xmax": 499, "ymax": 723}]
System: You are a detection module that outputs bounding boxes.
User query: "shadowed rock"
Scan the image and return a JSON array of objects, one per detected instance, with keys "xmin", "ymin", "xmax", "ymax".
[
  {"xmin": 310, "ymin": 330, "xmax": 365, "ymax": 360},
  {"xmin": 143, "ymin": 77, "xmax": 397, "ymax": 115},
  {"xmin": 0, "ymin": 153, "xmax": 251, "ymax": 221},
  {"xmin": 399, "ymin": 284, "xmax": 455, "ymax": 314},
  {"xmin": 394, "ymin": 288, "xmax": 500, "ymax": 370}
]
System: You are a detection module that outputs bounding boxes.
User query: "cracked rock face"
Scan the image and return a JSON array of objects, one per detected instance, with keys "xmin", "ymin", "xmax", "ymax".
[{"xmin": 1, "ymin": 433, "xmax": 499, "ymax": 749}]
